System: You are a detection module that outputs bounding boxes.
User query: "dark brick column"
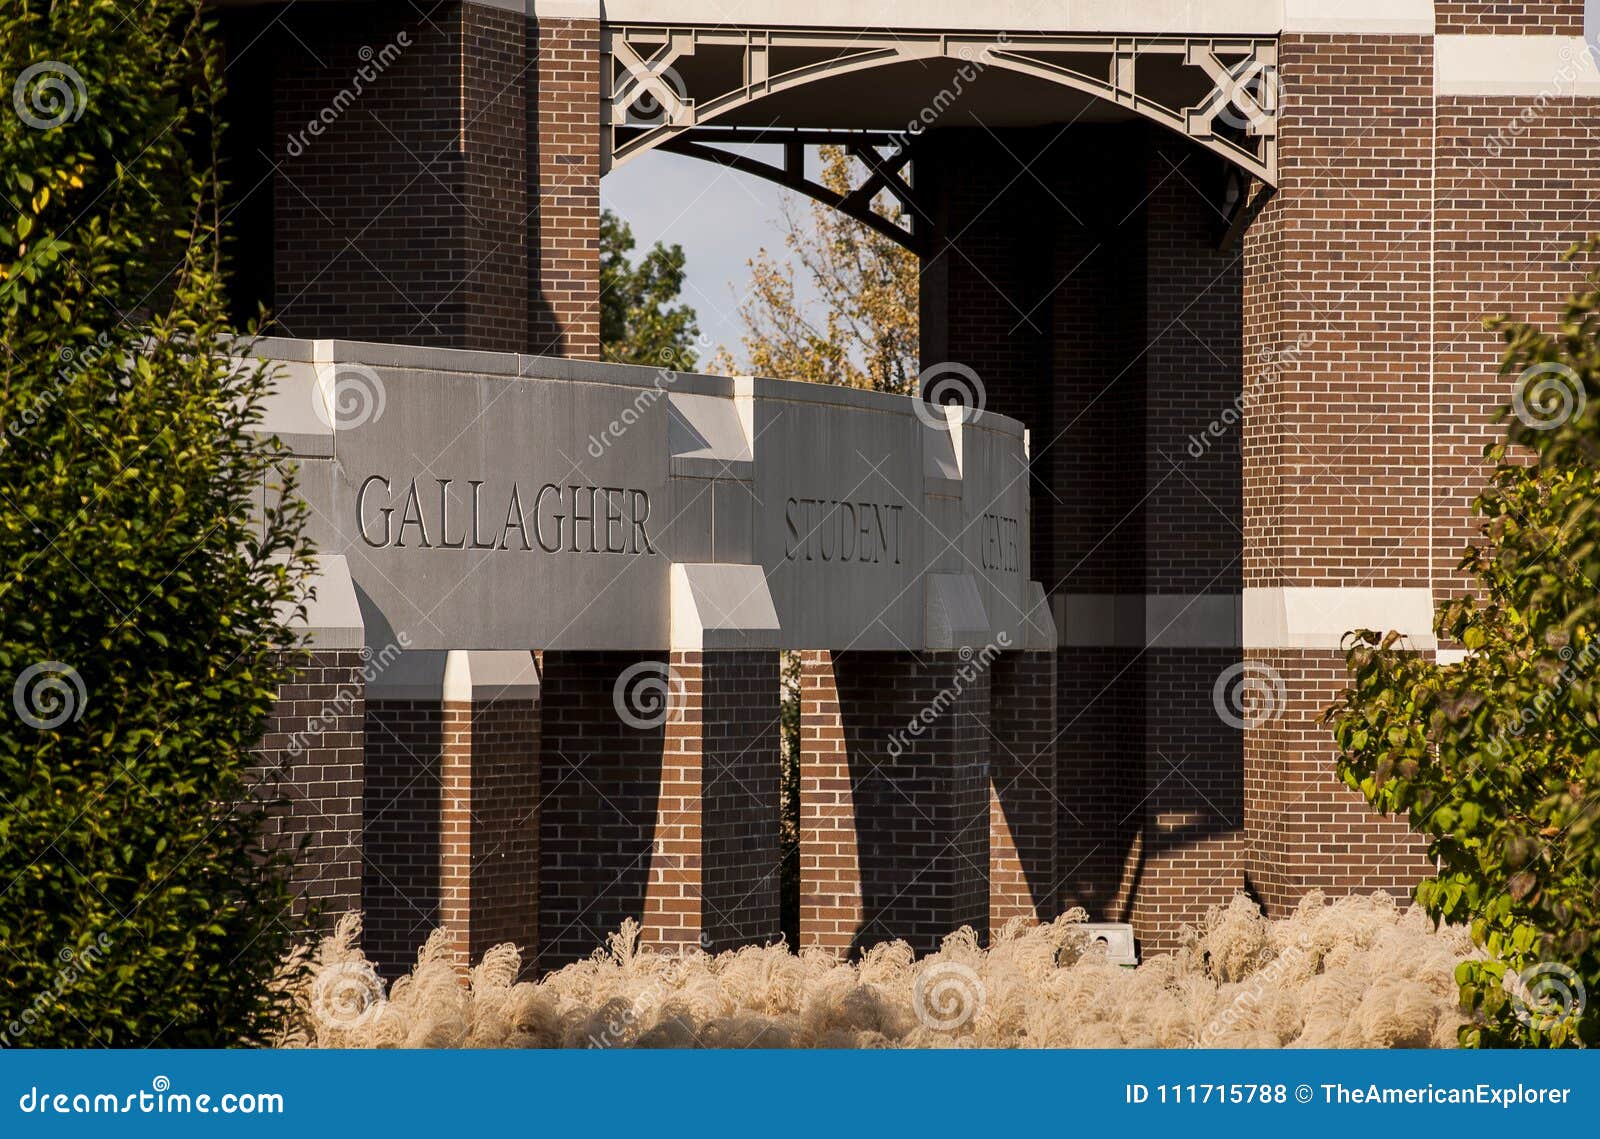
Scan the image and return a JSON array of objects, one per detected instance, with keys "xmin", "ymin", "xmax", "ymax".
[
  {"xmin": 987, "ymin": 650, "xmax": 1057, "ymax": 929},
  {"xmin": 1128, "ymin": 132, "xmax": 1246, "ymax": 949},
  {"xmin": 363, "ymin": 653, "xmax": 540, "ymax": 976},
  {"xmin": 537, "ymin": 650, "xmax": 664, "ymax": 968},
  {"xmin": 528, "ymin": 9, "xmax": 601, "ymax": 358},
  {"xmin": 254, "ymin": 649, "xmax": 366, "ymax": 928},
  {"xmin": 539, "ymin": 650, "xmax": 781, "ymax": 967},
  {"xmin": 925, "ymin": 122, "xmax": 1248, "ymax": 951},
  {"xmin": 238, "ymin": 0, "xmax": 529, "ymax": 351},
  {"xmin": 799, "ymin": 650, "xmax": 991, "ymax": 957}
]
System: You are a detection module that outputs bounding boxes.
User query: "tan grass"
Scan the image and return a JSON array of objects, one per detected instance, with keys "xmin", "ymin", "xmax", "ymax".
[{"xmin": 275, "ymin": 891, "xmax": 1473, "ymax": 1049}]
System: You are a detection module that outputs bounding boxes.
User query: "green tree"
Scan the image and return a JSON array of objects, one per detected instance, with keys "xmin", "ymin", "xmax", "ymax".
[
  {"xmin": 599, "ymin": 208, "xmax": 700, "ymax": 369},
  {"xmin": 1329, "ymin": 240, "xmax": 1600, "ymax": 1048},
  {"xmin": 0, "ymin": 0, "xmax": 314, "ymax": 1044},
  {"xmin": 715, "ymin": 146, "xmax": 919, "ymax": 394}
]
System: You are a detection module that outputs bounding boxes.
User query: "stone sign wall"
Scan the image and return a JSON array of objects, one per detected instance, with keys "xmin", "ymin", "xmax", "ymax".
[{"xmin": 254, "ymin": 337, "xmax": 1052, "ymax": 655}]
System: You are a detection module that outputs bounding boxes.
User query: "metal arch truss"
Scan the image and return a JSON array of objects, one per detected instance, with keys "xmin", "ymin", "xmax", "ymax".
[
  {"xmin": 601, "ymin": 25, "xmax": 1281, "ymax": 189},
  {"xmin": 658, "ymin": 129, "xmax": 929, "ymax": 255}
]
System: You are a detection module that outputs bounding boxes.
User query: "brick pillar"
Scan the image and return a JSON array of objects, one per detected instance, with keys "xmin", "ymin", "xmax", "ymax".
[
  {"xmin": 540, "ymin": 650, "xmax": 780, "ymax": 966},
  {"xmin": 538, "ymin": 650, "xmax": 664, "ymax": 968},
  {"xmin": 528, "ymin": 9, "xmax": 601, "ymax": 358},
  {"xmin": 987, "ymin": 650, "xmax": 1057, "ymax": 929},
  {"xmin": 1128, "ymin": 132, "xmax": 1246, "ymax": 949},
  {"xmin": 1239, "ymin": 31, "xmax": 1437, "ymax": 913},
  {"xmin": 258, "ymin": 1, "xmax": 529, "ymax": 351},
  {"xmin": 647, "ymin": 651, "xmax": 782, "ymax": 953},
  {"xmin": 364, "ymin": 652, "xmax": 540, "ymax": 976},
  {"xmin": 928, "ymin": 122, "xmax": 1248, "ymax": 950},
  {"xmin": 254, "ymin": 649, "xmax": 366, "ymax": 928},
  {"xmin": 922, "ymin": 124, "xmax": 1147, "ymax": 940},
  {"xmin": 799, "ymin": 650, "xmax": 991, "ymax": 956},
  {"xmin": 797, "ymin": 650, "xmax": 860, "ymax": 953}
]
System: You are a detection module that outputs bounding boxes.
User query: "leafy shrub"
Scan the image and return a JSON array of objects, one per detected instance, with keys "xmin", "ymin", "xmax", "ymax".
[
  {"xmin": 1330, "ymin": 240, "xmax": 1600, "ymax": 1047},
  {"xmin": 0, "ymin": 0, "xmax": 313, "ymax": 1045},
  {"xmin": 278, "ymin": 893, "xmax": 1471, "ymax": 1049}
]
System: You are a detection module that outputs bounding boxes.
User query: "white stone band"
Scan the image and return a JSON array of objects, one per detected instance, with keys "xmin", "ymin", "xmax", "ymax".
[
  {"xmin": 594, "ymin": 0, "xmax": 1285, "ymax": 34},
  {"xmin": 530, "ymin": 0, "xmax": 601, "ymax": 18},
  {"xmin": 1436, "ymin": 35, "xmax": 1600, "ymax": 96},
  {"xmin": 1282, "ymin": 0, "xmax": 1434, "ymax": 35},
  {"xmin": 278, "ymin": 555, "xmax": 365, "ymax": 650},
  {"xmin": 1243, "ymin": 587, "xmax": 1435, "ymax": 650},
  {"xmin": 1050, "ymin": 587, "xmax": 1437, "ymax": 650}
]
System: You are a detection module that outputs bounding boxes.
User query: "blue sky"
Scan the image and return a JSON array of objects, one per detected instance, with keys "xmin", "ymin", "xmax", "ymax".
[{"xmin": 599, "ymin": 147, "xmax": 819, "ymax": 365}]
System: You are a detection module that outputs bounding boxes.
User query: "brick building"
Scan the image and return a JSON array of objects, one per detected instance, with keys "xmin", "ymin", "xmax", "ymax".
[{"xmin": 221, "ymin": 0, "xmax": 1600, "ymax": 967}]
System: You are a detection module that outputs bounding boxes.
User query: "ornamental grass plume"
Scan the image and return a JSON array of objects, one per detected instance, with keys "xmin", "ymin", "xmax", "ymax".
[{"xmin": 275, "ymin": 892, "xmax": 1474, "ymax": 1049}]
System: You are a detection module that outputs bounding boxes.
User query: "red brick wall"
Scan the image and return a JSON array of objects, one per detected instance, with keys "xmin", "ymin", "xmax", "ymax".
[
  {"xmin": 1237, "ymin": 33, "xmax": 1440, "ymax": 915},
  {"xmin": 254, "ymin": 650, "xmax": 366, "ymax": 928},
  {"xmin": 925, "ymin": 124, "xmax": 1250, "ymax": 951},
  {"xmin": 1143, "ymin": 134, "xmax": 1242, "ymax": 595},
  {"xmin": 696, "ymin": 652, "xmax": 783, "ymax": 949},
  {"xmin": 799, "ymin": 650, "xmax": 991, "ymax": 956},
  {"xmin": 1243, "ymin": 35, "xmax": 1435, "ymax": 590},
  {"xmin": 797, "ymin": 649, "xmax": 860, "ymax": 951},
  {"xmin": 540, "ymin": 650, "xmax": 779, "ymax": 966},
  {"xmin": 1434, "ymin": 94, "xmax": 1600, "ymax": 598},
  {"xmin": 528, "ymin": 15, "xmax": 601, "ymax": 358},
  {"xmin": 1242, "ymin": 650, "xmax": 1433, "ymax": 913},
  {"xmin": 1436, "ymin": 3, "xmax": 1586, "ymax": 34},
  {"xmin": 461, "ymin": 3, "xmax": 531, "ymax": 352},
  {"xmin": 1132, "ymin": 135, "xmax": 1248, "ymax": 950},
  {"xmin": 1135, "ymin": 649, "xmax": 1245, "ymax": 949}
]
